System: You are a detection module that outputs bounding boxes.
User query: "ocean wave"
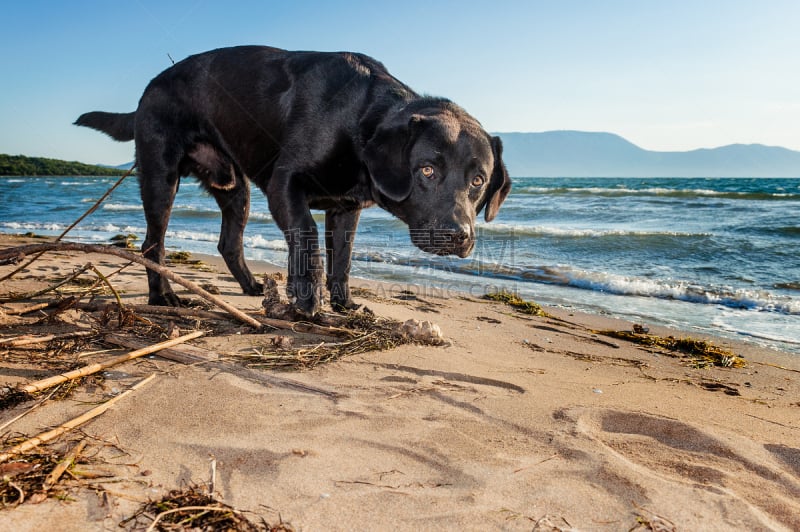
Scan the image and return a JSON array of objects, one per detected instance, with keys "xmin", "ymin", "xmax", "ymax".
[
  {"xmin": 100, "ymin": 202, "xmax": 270, "ymax": 221},
  {"xmin": 165, "ymin": 230, "xmax": 288, "ymax": 251},
  {"xmin": 1, "ymin": 221, "xmax": 65, "ymax": 231},
  {"xmin": 352, "ymin": 252, "xmax": 799, "ymax": 315},
  {"xmin": 560, "ymin": 270, "xmax": 800, "ymax": 314},
  {"xmin": 515, "ymin": 186, "xmax": 800, "ymax": 201},
  {"xmin": 103, "ymin": 203, "xmax": 142, "ymax": 212},
  {"xmin": 166, "ymin": 230, "xmax": 218, "ymax": 243},
  {"xmin": 712, "ymin": 316, "xmax": 800, "ymax": 346},
  {"xmin": 477, "ymin": 223, "xmax": 710, "ymax": 239},
  {"xmin": 59, "ymin": 181, "xmax": 97, "ymax": 186},
  {"xmin": 244, "ymin": 235, "xmax": 287, "ymax": 250},
  {"xmin": 248, "ymin": 212, "xmax": 274, "ymax": 222}
]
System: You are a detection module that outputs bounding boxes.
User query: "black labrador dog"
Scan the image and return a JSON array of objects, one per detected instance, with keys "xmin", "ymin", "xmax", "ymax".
[{"xmin": 76, "ymin": 46, "xmax": 511, "ymax": 316}]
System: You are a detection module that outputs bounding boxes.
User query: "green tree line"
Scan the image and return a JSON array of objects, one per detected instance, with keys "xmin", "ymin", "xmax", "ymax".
[{"xmin": 0, "ymin": 154, "xmax": 131, "ymax": 176}]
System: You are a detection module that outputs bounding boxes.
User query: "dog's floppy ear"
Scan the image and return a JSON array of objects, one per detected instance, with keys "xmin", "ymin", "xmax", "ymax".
[
  {"xmin": 363, "ymin": 115, "xmax": 423, "ymax": 202},
  {"xmin": 481, "ymin": 136, "xmax": 512, "ymax": 222}
]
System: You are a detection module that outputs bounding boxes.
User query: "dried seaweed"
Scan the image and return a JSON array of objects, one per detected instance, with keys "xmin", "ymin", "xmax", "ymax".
[
  {"xmin": 484, "ymin": 290, "xmax": 549, "ymax": 317},
  {"xmin": 246, "ymin": 311, "xmax": 409, "ymax": 371},
  {"xmin": 597, "ymin": 330, "xmax": 746, "ymax": 368},
  {"xmin": 123, "ymin": 485, "xmax": 292, "ymax": 531},
  {"xmin": 0, "ymin": 337, "xmax": 105, "ymax": 411},
  {"xmin": 0, "ymin": 389, "xmax": 35, "ymax": 411},
  {"xmin": 0, "ymin": 438, "xmax": 68, "ymax": 507},
  {"xmin": 110, "ymin": 233, "xmax": 138, "ymax": 249},
  {"xmin": 166, "ymin": 251, "xmax": 214, "ymax": 272}
]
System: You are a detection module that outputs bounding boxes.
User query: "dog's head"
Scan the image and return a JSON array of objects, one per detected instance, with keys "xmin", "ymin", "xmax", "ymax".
[{"xmin": 363, "ymin": 99, "xmax": 511, "ymax": 258}]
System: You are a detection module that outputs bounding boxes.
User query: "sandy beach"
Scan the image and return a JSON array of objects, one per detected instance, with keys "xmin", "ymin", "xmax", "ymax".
[{"xmin": 1, "ymin": 232, "xmax": 799, "ymax": 531}]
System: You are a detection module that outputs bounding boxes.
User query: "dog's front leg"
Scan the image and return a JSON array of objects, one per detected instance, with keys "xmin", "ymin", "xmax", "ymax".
[
  {"xmin": 325, "ymin": 208, "xmax": 361, "ymax": 311},
  {"xmin": 267, "ymin": 177, "xmax": 324, "ymax": 317}
]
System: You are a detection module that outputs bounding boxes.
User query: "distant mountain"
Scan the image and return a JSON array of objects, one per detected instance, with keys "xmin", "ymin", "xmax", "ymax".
[
  {"xmin": 97, "ymin": 161, "xmax": 135, "ymax": 171},
  {"xmin": 496, "ymin": 131, "xmax": 800, "ymax": 177}
]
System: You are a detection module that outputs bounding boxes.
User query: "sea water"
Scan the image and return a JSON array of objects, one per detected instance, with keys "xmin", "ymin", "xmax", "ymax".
[{"xmin": 1, "ymin": 176, "xmax": 798, "ymax": 354}]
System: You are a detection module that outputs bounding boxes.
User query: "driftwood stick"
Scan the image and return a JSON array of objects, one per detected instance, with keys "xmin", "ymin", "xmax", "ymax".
[
  {"xmin": 78, "ymin": 302, "xmax": 226, "ymax": 321},
  {"xmin": 0, "ymin": 330, "xmax": 95, "ymax": 347},
  {"xmin": 20, "ymin": 331, "xmax": 204, "ymax": 394},
  {"xmin": 82, "ymin": 301, "xmax": 350, "ymax": 338},
  {"xmin": 0, "ymin": 301, "xmax": 53, "ymax": 315},
  {"xmin": 104, "ymin": 333, "xmax": 217, "ymax": 365},
  {"xmin": 43, "ymin": 439, "xmax": 87, "ymax": 491},
  {"xmin": 0, "ymin": 374, "xmax": 155, "ymax": 463},
  {"xmin": 253, "ymin": 316, "xmax": 354, "ymax": 337},
  {"xmin": 0, "ymin": 242, "xmax": 264, "ymax": 329},
  {"xmin": 103, "ymin": 334, "xmax": 339, "ymax": 398}
]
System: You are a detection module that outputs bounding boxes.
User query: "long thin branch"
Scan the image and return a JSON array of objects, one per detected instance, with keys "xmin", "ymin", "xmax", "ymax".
[
  {"xmin": 79, "ymin": 301, "xmax": 352, "ymax": 337},
  {"xmin": 1, "ymin": 301, "xmax": 53, "ymax": 315},
  {"xmin": 0, "ymin": 242, "xmax": 264, "ymax": 329},
  {"xmin": 0, "ymin": 374, "xmax": 156, "ymax": 463},
  {"xmin": 0, "ymin": 262, "xmax": 94, "ymax": 302},
  {"xmin": 20, "ymin": 330, "xmax": 204, "ymax": 394},
  {"xmin": 0, "ymin": 165, "xmax": 136, "ymax": 283},
  {"xmin": 0, "ymin": 330, "xmax": 95, "ymax": 347}
]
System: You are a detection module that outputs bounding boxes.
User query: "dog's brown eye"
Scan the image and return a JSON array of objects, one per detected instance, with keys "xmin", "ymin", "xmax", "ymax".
[
  {"xmin": 421, "ymin": 166, "xmax": 435, "ymax": 178},
  {"xmin": 471, "ymin": 175, "xmax": 485, "ymax": 187}
]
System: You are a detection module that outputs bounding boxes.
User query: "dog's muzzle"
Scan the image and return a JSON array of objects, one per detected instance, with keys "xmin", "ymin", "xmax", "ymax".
[{"xmin": 410, "ymin": 226, "xmax": 475, "ymax": 258}]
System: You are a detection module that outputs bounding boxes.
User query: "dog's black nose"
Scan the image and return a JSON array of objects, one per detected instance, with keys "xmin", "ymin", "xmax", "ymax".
[
  {"xmin": 441, "ymin": 225, "xmax": 474, "ymax": 257},
  {"xmin": 449, "ymin": 227, "xmax": 471, "ymax": 246}
]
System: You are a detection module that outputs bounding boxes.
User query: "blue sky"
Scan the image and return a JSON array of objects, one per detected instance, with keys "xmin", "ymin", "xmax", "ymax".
[{"xmin": 2, "ymin": 0, "xmax": 799, "ymax": 165}]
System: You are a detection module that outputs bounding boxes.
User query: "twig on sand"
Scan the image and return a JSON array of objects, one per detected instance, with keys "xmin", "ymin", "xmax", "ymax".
[
  {"xmin": 79, "ymin": 302, "xmax": 226, "ymax": 321},
  {"xmin": 0, "ymin": 242, "xmax": 263, "ymax": 329},
  {"xmin": 0, "ymin": 263, "xmax": 94, "ymax": 302},
  {"xmin": 0, "ymin": 386, "xmax": 62, "ymax": 433},
  {"xmin": 103, "ymin": 333, "xmax": 340, "ymax": 398},
  {"xmin": 0, "ymin": 330, "xmax": 95, "ymax": 347},
  {"xmin": 43, "ymin": 439, "xmax": 87, "ymax": 491},
  {"xmin": 88, "ymin": 264, "xmax": 124, "ymax": 310},
  {"xmin": 255, "ymin": 316, "xmax": 355, "ymax": 337},
  {"xmin": 19, "ymin": 331, "xmax": 203, "ymax": 394},
  {"xmin": 0, "ymin": 301, "xmax": 53, "ymax": 315},
  {"xmin": 0, "ymin": 374, "xmax": 156, "ymax": 463},
  {"xmin": 750, "ymin": 359, "xmax": 800, "ymax": 374}
]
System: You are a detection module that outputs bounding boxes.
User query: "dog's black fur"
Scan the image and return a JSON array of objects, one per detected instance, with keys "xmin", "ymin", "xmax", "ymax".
[{"xmin": 76, "ymin": 46, "xmax": 511, "ymax": 316}]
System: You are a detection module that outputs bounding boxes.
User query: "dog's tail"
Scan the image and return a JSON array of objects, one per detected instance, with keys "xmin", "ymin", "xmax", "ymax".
[{"xmin": 74, "ymin": 111, "xmax": 136, "ymax": 142}]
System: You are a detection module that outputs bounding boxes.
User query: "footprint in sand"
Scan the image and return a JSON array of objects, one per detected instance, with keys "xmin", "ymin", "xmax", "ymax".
[{"xmin": 563, "ymin": 408, "xmax": 800, "ymax": 530}]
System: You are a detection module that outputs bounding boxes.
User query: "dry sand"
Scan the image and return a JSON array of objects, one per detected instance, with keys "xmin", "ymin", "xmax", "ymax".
[{"xmin": 1, "ymin": 233, "xmax": 799, "ymax": 531}]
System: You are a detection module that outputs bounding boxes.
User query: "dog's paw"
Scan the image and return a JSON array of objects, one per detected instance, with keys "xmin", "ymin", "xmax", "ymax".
[
  {"xmin": 330, "ymin": 298, "xmax": 361, "ymax": 313},
  {"xmin": 149, "ymin": 291, "xmax": 182, "ymax": 307},
  {"xmin": 243, "ymin": 281, "xmax": 264, "ymax": 296},
  {"xmin": 291, "ymin": 294, "xmax": 322, "ymax": 319}
]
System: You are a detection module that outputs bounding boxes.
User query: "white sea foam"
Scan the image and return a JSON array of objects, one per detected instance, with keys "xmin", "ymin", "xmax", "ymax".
[
  {"xmin": 1, "ymin": 221, "xmax": 64, "ymax": 231},
  {"xmin": 245, "ymin": 235, "xmax": 288, "ymax": 250},
  {"xmin": 355, "ymin": 251, "xmax": 800, "ymax": 317},
  {"xmin": 103, "ymin": 203, "xmax": 142, "ymax": 212},
  {"xmin": 478, "ymin": 223, "xmax": 708, "ymax": 238},
  {"xmin": 166, "ymin": 230, "xmax": 219, "ymax": 243},
  {"xmin": 552, "ymin": 268, "xmax": 800, "ymax": 315}
]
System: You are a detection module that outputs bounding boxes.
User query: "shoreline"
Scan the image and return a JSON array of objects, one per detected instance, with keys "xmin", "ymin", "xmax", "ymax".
[
  {"xmin": 1, "ymin": 232, "xmax": 800, "ymax": 530},
  {"xmin": 3, "ymin": 221, "xmax": 798, "ymax": 356}
]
